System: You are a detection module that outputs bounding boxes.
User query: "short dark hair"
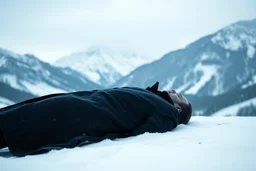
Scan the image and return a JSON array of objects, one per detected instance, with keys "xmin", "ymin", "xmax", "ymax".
[{"xmin": 179, "ymin": 102, "xmax": 192, "ymax": 124}]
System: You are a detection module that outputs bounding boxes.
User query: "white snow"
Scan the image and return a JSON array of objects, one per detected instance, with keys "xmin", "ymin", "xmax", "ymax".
[
  {"xmin": 20, "ymin": 81, "xmax": 68, "ymax": 96},
  {"xmin": 79, "ymin": 77, "xmax": 87, "ymax": 84},
  {"xmin": 0, "ymin": 97, "xmax": 14, "ymax": 108},
  {"xmin": 247, "ymin": 45, "xmax": 255, "ymax": 59},
  {"xmin": 115, "ymin": 75, "xmax": 134, "ymax": 88},
  {"xmin": 211, "ymin": 32, "xmax": 242, "ymax": 51},
  {"xmin": 119, "ymin": 82, "xmax": 128, "ymax": 87},
  {"xmin": 225, "ymin": 35, "xmax": 242, "ymax": 50},
  {"xmin": 176, "ymin": 82, "xmax": 190, "ymax": 93},
  {"xmin": 211, "ymin": 32, "xmax": 222, "ymax": 42},
  {"xmin": 241, "ymin": 75, "xmax": 256, "ymax": 89},
  {"xmin": 15, "ymin": 61, "xmax": 30, "ymax": 69},
  {"xmin": 0, "ymin": 56, "xmax": 7, "ymax": 67},
  {"xmin": 200, "ymin": 54, "xmax": 208, "ymax": 60},
  {"xmin": 54, "ymin": 46, "xmax": 158, "ymax": 86},
  {"xmin": 0, "ymin": 74, "xmax": 68, "ymax": 96},
  {"xmin": 212, "ymin": 97, "xmax": 256, "ymax": 116},
  {"xmin": 62, "ymin": 69, "xmax": 73, "ymax": 75},
  {"xmin": 226, "ymin": 52, "xmax": 230, "ymax": 59},
  {"xmin": 0, "ymin": 74, "xmax": 23, "ymax": 91},
  {"xmin": 1, "ymin": 117, "xmax": 255, "ymax": 171},
  {"xmin": 0, "ymin": 48, "xmax": 23, "ymax": 60},
  {"xmin": 211, "ymin": 24, "xmax": 256, "ymax": 53},
  {"xmin": 185, "ymin": 62, "xmax": 218, "ymax": 95},
  {"xmin": 200, "ymin": 52, "xmax": 222, "ymax": 61},
  {"xmin": 212, "ymin": 73, "xmax": 224, "ymax": 96},
  {"xmin": 193, "ymin": 109, "xmax": 205, "ymax": 116},
  {"xmin": 84, "ymin": 71, "xmax": 101, "ymax": 84},
  {"xmin": 162, "ymin": 77, "xmax": 176, "ymax": 90},
  {"xmin": 0, "ymin": 103, "xmax": 6, "ymax": 108}
]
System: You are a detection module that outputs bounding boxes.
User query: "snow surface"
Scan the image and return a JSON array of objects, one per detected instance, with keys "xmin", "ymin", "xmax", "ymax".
[
  {"xmin": 247, "ymin": 45, "xmax": 255, "ymax": 59},
  {"xmin": 212, "ymin": 97, "xmax": 256, "ymax": 116},
  {"xmin": 241, "ymin": 75, "xmax": 256, "ymax": 89},
  {"xmin": 211, "ymin": 23, "xmax": 256, "ymax": 56},
  {"xmin": 0, "ymin": 56, "xmax": 7, "ymax": 67},
  {"xmin": 200, "ymin": 52, "xmax": 222, "ymax": 61},
  {"xmin": 212, "ymin": 73, "xmax": 224, "ymax": 96},
  {"xmin": 0, "ymin": 74, "xmax": 22, "ymax": 90},
  {"xmin": 0, "ymin": 97, "xmax": 14, "ymax": 108},
  {"xmin": 162, "ymin": 77, "xmax": 176, "ymax": 90},
  {"xmin": 176, "ymin": 82, "xmax": 191, "ymax": 93},
  {"xmin": 0, "ymin": 117, "xmax": 255, "ymax": 171},
  {"xmin": 185, "ymin": 62, "xmax": 218, "ymax": 95},
  {"xmin": 20, "ymin": 81, "xmax": 68, "ymax": 96},
  {"xmin": 0, "ymin": 74, "xmax": 68, "ymax": 97}
]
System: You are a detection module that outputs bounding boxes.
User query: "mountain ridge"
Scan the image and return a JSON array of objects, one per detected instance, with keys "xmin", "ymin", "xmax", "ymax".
[
  {"xmin": 54, "ymin": 46, "xmax": 159, "ymax": 86},
  {"xmin": 113, "ymin": 18, "xmax": 256, "ymax": 97},
  {"xmin": 0, "ymin": 48, "xmax": 101, "ymax": 105}
]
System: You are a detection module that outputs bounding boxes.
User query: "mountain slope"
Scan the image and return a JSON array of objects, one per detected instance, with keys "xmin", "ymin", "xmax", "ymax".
[
  {"xmin": 54, "ymin": 46, "xmax": 158, "ymax": 86},
  {"xmin": 0, "ymin": 48, "xmax": 101, "ymax": 105},
  {"xmin": 212, "ymin": 97, "xmax": 256, "ymax": 116},
  {"xmin": 187, "ymin": 83, "xmax": 256, "ymax": 116},
  {"xmin": 114, "ymin": 18, "xmax": 256, "ymax": 97}
]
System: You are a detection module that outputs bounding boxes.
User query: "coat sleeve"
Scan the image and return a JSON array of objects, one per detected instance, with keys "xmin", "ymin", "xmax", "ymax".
[{"xmin": 130, "ymin": 111, "xmax": 178, "ymax": 136}]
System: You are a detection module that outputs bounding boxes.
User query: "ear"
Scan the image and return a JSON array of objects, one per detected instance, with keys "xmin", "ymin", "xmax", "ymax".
[{"xmin": 174, "ymin": 103, "xmax": 182, "ymax": 113}]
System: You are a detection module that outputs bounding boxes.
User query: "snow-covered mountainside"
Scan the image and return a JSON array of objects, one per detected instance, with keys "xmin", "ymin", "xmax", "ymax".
[
  {"xmin": 0, "ymin": 48, "xmax": 101, "ymax": 106},
  {"xmin": 54, "ymin": 46, "xmax": 158, "ymax": 86},
  {"xmin": 114, "ymin": 18, "xmax": 256, "ymax": 97},
  {"xmin": 0, "ymin": 96, "xmax": 14, "ymax": 108},
  {"xmin": 1, "ymin": 117, "xmax": 255, "ymax": 171},
  {"xmin": 186, "ymin": 83, "xmax": 256, "ymax": 116},
  {"xmin": 212, "ymin": 97, "xmax": 256, "ymax": 116}
]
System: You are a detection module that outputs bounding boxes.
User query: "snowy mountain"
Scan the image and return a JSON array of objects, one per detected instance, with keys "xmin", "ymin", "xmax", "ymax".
[
  {"xmin": 212, "ymin": 97, "xmax": 256, "ymax": 116},
  {"xmin": 1, "ymin": 117, "xmax": 255, "ymax": 171},
  {"xmin": 114, "ymin": 18, "xmax": 256, "ymax": 96},
  {"xmin": 112, "ymin": 18, "xmax": 256, "ymax": 116},
  {"xmin": 187, "ymin": 83, "xmax": 256, "ymax": 116},
  {"xmin": 0, "ymin": 48, "xmax": 101, "ymax": 106},
  {"xmin": 54, "ymin": 46, "xmax": 158, "ymax": 86}
]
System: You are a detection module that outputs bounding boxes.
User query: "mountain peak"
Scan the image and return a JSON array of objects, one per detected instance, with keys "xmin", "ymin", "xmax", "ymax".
[
  {"xmin": 234, "ymin": 18, "xmax": 256, "ymax": 28},
  {"xmin": 0, "ymin": 47, "xmax": 101, "ymax": 104},
  {"xmin": 55, "ymin": 46, "xmax": 157, "ymax": 86},
  {"xmin": 211, "ymin": 18, "xmax": 256, "ymax": 52},
  {"xmin": 0, "ymin": 48, "xmax": 21, "ymax": 59},
  {"xmin": 114, "ymin": 18, "xmax": 256, "ymax": 98},
  {"xmin": 86, "ymin": 45, "xmax": 116, "ymax": 56}
]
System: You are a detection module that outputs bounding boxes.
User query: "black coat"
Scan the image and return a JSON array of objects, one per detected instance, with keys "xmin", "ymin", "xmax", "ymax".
[{"xmin": 0, "ymin": 82, "xmax": 180, "ymax": 156}]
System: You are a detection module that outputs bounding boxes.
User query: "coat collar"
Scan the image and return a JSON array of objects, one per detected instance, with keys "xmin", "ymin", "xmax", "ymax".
[{"xmin": 146, "ymin": 81, "xmax": 174, "ymax": 105}]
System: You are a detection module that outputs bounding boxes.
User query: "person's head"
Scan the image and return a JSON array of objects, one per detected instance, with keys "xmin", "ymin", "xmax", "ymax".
[{"xmin": 166, "ymin": 90, "xmax": 192, "ymax": 125}]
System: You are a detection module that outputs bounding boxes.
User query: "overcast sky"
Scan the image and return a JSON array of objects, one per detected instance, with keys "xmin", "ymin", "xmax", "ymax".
[{"xmin": 0, "ymin": 0, "xmax": 255, "ymax": 63}]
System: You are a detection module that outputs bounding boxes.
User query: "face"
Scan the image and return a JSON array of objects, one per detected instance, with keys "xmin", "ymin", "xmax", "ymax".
[{"xmin": 166, "ymin": 90, "xmax": 189, "ymax": 109}]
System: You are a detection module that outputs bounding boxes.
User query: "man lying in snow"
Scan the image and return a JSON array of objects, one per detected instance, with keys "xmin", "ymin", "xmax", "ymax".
[{"xmin": 0, "ymin": 82, "xmax": 192, "ymax": 156}]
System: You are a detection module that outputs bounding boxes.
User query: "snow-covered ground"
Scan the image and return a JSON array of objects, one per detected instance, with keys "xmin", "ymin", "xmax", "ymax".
[{"xmin": 0, "ymin": 117, "xmax": 255, "ymax": 171}]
